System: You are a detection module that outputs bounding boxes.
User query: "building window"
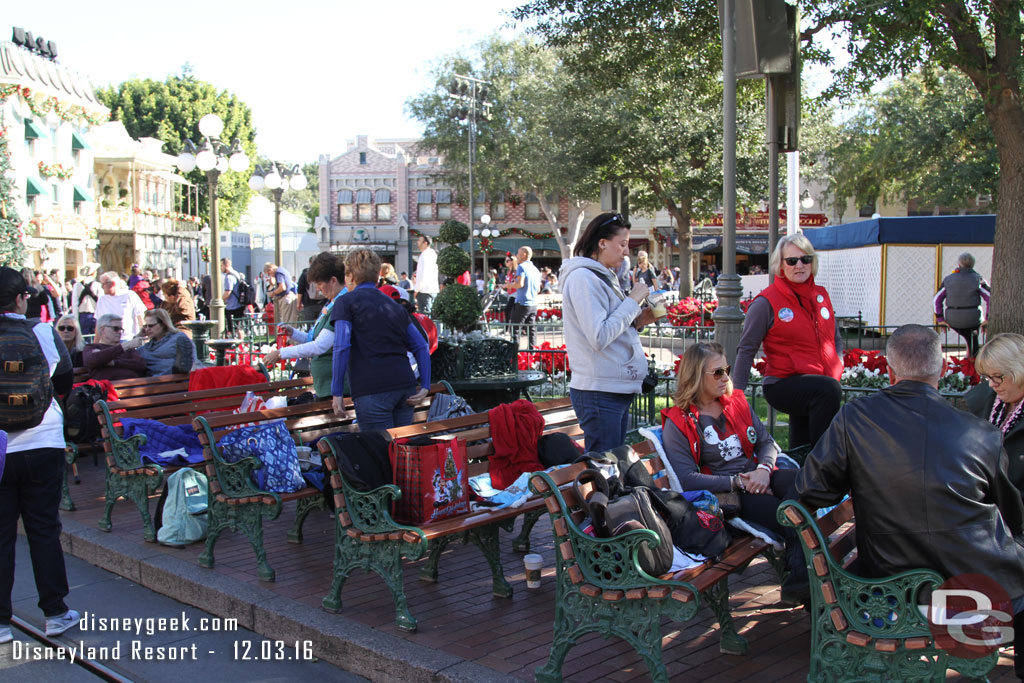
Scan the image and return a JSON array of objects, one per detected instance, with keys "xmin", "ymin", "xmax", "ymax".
[
  {"xmin": 492, "ymin": 193, "xmax": 505, "ymax": 219},
  {"xmin": 375, "ymin": 189, "xmax": 391, "ymax": 221},
  {"xmin": 525, "ymin": 193, "xmax": 541, "ymax": 219},
  {"xmin": 355, "ymin": 189, "xmax": 373, "ymax": 221},
  {"xmin": 858, "ymin": 202, "xmax": 876, "ymax": 218},
  {"xmin": 358, "ymin": 204, "xmax": 373, "ymax": 221},
  {"xmin": 338, "ymin": 204, "xmax": 353, "ymax": 221},
  {"xmin": 359, "ymin": 152, "xmax": 367, "ymax": 164},
  {"xmin": 417, "ymin": 189, "xmax": 433, "ymax": 219},
  {"xmin": 473, "ymin": 191, "xmax": 486, "ymax": 219},
  {"xmin": 546, "ymin": 193, "xmax": 559, "ymax": 219},
  {"xmin": 436, "ymin": 190, "xmax": 452, "ymax": 220},
  {"xmin": 52, "ymin": 184, "xmax": 60, "ymax": 208},
  {"xmin": 74, "ymin": 201, "xmax": 83, "ymax": 215}
]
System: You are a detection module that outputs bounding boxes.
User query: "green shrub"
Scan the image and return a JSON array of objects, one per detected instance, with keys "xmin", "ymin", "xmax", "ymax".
[
  {"xmin": 437, "ymin": 245, "xmax": 470, "ymax": 278},
  {"xmin": 438, "ymin": 219, "xmax": 470, "ymax": 245},
  {"xmin": 432, "ymin": 283, "xmax": 482, "ymax": 333}
]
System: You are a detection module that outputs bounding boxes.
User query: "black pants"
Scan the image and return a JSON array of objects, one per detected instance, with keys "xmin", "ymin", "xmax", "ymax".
[
  {"xmin": 224, "ymin": 307, "xmax": 245, "ymax": 335},
  {"xmin": 511, "ymin": 303, "xmax": 538, "ymax": 350},
  {"xmin": 763, "ymin": 375, "xmax": 843, "ymax": 449},
  {"xmin": 952, "ymin": 325, "xmax": 981, "ymax": 358},
  {"xmin": 736, "ymin": 468, "xmax": 806, "ymax": 591},
  {"xmin": 0, "ymin": 447, "xmax": 70, "ymax": 625}
]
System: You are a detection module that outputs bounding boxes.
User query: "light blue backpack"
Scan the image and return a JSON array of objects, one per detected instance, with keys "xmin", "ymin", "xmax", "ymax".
[{"xmin": 157, "ymin": 468, "xmax": 209, "ymax": 547}]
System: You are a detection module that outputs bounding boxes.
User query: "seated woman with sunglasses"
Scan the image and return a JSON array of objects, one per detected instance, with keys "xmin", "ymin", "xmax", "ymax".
[
  {"xmin": 732, "ymin": 234, "xmax": 843, "ymax": 450},
  {"xmin": 54, "ymin": 314, "xmax": 86, "ymax": 368},
  {"xmin": 662, "ymin": 342, "xmax": 808, "ymax": 603},
  {"xmin": 82, "ymin": 313, "xmax": 148, "ymax": 381},
  {"xmin": 137, "ymin": 308, "xmax": 199, "ymax": 376}
]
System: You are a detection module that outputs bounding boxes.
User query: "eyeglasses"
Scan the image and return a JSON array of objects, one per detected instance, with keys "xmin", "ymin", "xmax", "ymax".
[
  {"xmin": 142, "ymin": 323, "xmax": 160, "ymax": 329},
  {"xmin": 981, "ymin": 373, "xmax": 1005, "ymax": 387},
  {"xmin": 104, "ymin": 325, "xmax": 123, "ymax": 331},
  {"xmin": 705, "ymin": 366, "xmax": 732, "ymax": 378},
  {"xmin": 783, "ymin": 255, "xmax": 815, "ymax": 266},
  {"xmin": 598, "ymin": 213, "xmax": 631, "ymax": 229},
  {"xmin": 57, "ymin": 326, "xmax": 75, "ymax": 332}
]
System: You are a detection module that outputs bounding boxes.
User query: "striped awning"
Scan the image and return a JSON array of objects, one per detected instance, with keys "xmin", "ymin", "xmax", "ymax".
[
  {"xmin": 374, "ymin": 189, "xmax": 390, "ymax": 203},
  {"xmin": 337, "ymin": 189, "xmax": 353, "ymax": 204},
  {"xmin": 416, "ymin": 190, "xmax": 433, "ymax": 203},
  {"xmin": 435, "ymin": 189, "xmax": 452, "ymax": 203},
  {"xmin": 355, "ymin": 189, "xmax": 372, "ymax": 203}
]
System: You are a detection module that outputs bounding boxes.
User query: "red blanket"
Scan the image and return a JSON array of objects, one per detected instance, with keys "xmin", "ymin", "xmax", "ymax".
[
  {"xmin": 188, "ymin": 365, "xmax": 266, "ymax": 392},
  {"xmin": 488, "ymin": 399, "xmax": 545, "ymax": 489},
  {"xmin": 72, "ymin": 378, "xmax": 118, "ymax": 402}
]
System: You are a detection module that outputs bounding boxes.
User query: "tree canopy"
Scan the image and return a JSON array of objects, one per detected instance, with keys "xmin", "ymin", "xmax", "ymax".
[{"xmin": 96, "ymin": 71, "xmax": 257, "ymax": 230}]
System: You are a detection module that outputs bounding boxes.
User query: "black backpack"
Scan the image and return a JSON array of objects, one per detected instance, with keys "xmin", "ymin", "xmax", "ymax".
[
  {"xmin": 233, "ymin": 277, "xmax": 254, "ymax": 308},
  {"xmin": 64, "ymin": 383, "xmax": 106, "ymax": 444},
  {"xmin": 0, "ymin": 317, "xmax": 53, "ymax": 431},
  {"xmin": 323, "ymin": 430, "xmax": 393, "ymax": 492}
]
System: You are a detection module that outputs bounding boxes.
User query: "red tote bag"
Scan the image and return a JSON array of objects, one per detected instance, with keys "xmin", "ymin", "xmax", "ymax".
[{"xmin": 389, "ymin": 435, "xmax": 469, "ymax": 525}]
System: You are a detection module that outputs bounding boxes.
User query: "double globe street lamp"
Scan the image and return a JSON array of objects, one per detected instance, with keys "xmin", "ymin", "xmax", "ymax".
[
  {"xmin": 473, "ymin": 213, "xmax": 493, "ymax": 281},
  {"xmin": 175, "ymin": 113, "xmax": 250, "ymax": 336},
  {"xmin": 248, "ymin": 163, "xmax": 307, "ymax": 266}
]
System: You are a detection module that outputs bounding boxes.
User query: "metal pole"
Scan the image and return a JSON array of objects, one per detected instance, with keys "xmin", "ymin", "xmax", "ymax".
[
  {"xmin": 468, "ymin": 81, "xmax": 476, "ymax": 278},
  {"xmin": 787, "ymin": 152, "xmax": 799, "ymax": 235},
  {"xmin": 713, "ymin": 0, "xmax": 745, "ymax": 366},
  {"xmin": 767, "ymin": 76, "xmax": 780, "ymax": 268},
  {"xmin": 273, "ymin": 186, "xmax": 283, "ymax": 266},
  {"xmin": 208, "ymin": 170, "xmax": 225, "ymax": 336}
]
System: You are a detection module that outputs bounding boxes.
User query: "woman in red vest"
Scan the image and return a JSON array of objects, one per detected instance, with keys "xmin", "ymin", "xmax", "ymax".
[
  {"xmin": 732, "ymin": 234, "xmax": 843, "ymax": 449},
  {"xmin": 662, "ymin": 342, "xmax": 808, "ymax": 604}
]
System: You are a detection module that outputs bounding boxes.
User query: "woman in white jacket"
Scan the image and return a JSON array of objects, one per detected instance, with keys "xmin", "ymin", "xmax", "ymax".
[{"xmin": 559, "ymin": 212, "xmax": 654, "ymax": 452}]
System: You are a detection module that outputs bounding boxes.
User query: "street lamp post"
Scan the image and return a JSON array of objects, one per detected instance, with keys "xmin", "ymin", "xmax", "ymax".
[
  {"xmin": 175, "ymin": 113, "xmax": 250, "ymax": 337},
  {"xmin": 447, "ymin": 74, "xmax": 492, "ymax": 276},
  {"xmin": 248, "ymin": 163, "xmax": 308, "ymax": 266},
  {"xmin": 476, "ymin": 213, "xmax": 493, "ymax": 282}
]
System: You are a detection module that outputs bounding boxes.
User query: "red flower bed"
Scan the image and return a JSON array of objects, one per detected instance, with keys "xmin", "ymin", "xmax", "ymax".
[
  {"xmin": 518, "ymin": 342, "xmax": 569, "ymax": 374},
  {"xmin": 843, "ymin": 348, "xmax": 888, "ymax": 373},
  {"xmin": 664, "ymin": 297, "xmax": 753, "ymax": 327}
]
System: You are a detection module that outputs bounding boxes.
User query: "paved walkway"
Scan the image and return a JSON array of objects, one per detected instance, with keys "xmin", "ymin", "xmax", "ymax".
[{"xmin": 52, "ymin": 454, "xmax": 1017, "ymax": 681}]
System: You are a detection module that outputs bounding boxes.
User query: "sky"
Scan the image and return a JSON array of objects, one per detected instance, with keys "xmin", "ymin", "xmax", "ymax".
[{"xmin": 8, "ymin": 0, "xmax": 524, "ymax": 163}]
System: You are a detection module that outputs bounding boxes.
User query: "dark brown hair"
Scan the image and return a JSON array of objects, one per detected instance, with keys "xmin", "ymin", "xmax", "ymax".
[{"xmin": 574, "ymin": 212, "xmax": 631, "ymax": 258}]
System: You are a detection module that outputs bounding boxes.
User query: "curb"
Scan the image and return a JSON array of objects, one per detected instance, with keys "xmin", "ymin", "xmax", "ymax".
[{"xmin": 59, "ymin": 518, "xmax": 519, "ymax": 682}]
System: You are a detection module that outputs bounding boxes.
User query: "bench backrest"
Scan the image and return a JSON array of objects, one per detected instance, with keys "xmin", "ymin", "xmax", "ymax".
[{"xmin": 780, "ymin": 498, "xmax": 856, "ymax": 569}]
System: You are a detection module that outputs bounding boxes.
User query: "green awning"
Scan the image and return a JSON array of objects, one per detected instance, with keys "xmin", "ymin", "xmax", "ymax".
[
  {"xmin": 71, "ymin": 131, "xmax": 91, "ymax": 150},
  {"xmin": 73, "ymin": 185, "xmax": 92, "ymax": 202},
  {"xmin": 24, "ymin": 120, "xmax": 47, "ymax": 140},
  {"xmin": 26, "ymin": 177, "xmax": 48, "ymax": 196}
]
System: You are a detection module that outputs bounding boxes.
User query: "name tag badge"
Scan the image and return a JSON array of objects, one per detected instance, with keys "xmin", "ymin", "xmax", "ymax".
[
  {"xmin": 778, "ymin": 307, "xmax": 794, "ymax": 323},
  {"xmin": 820, "ymin": 307, "xmax": 831, "ymax": 320},
  {"xmin": 746, "ymin": 426, "xmax": 757, "ymax": 444},
  {"xmin": 816, "ymin": 294, "xmax": 824, "ymax": 303}
]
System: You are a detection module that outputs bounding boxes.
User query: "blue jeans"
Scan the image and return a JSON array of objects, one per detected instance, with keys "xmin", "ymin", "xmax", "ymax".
[
  {"xmin": 415, "ymin": 293, "xmax": 435, "ymax": 316},
  {"xmin": 353, "ymin": 386, "xmax": 417, "ymax": 431},
  {"xmin": 570, "ymin": 388, "xmax": 634, "ymax": 453}
]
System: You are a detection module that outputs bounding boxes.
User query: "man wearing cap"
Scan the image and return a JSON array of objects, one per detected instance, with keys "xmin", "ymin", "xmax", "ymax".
[
  {"xmin": 0, "ymin": 266, "xmax": 80, "ymax": 643},
  {"xmin": 71, "ymin": 264, "xmax": 102, "ymax": 336}
]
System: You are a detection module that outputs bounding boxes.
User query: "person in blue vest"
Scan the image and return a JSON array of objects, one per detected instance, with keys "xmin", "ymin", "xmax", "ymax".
[{"xmin": 330, "ymin": 249, "xmax": 431, "ymax": 429}]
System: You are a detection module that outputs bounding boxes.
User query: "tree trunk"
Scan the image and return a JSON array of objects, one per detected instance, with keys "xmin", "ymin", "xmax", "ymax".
[
  {"xmin": 537, "ymin": 190, "xmax": 567, "ymax": 258},
  {"xmin": 986, "ymin": 100, "xmax": 1024, "ymax": 335},
  {"xmin": 666, "ymin": 198, "xmax": 694, "ymax": 298},
  {"xmin": 564, "ymin": 200, "xmax": 588, "ymax": 259}
]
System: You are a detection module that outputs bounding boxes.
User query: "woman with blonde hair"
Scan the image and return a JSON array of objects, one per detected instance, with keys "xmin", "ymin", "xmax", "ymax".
[
  {"xmin": 632, "ymin": 250, "xmax": 658, "ymax": 289},
  {"xmin": 137, "ymin": 307, "xmax": 198, "ymax": 376},
  {"xmin": 54, "ymin": 314, "xmax": 85, "ymax": 368},
  {"xmin": 378, "ymin": 262, "xmax": 399, "ymax": 287},
  {"xmin": 732, "ymin": 233, "xmax": 843, "ymax": 449},
  {"xmin": 967, "ymin": 332, "xmax": 1024, "ymax": 499},
  {"xmin": 662, "ymin": 341, "xmax": 807, "ymax": 604},
  {"xmin": 329, "ymin": 248, "xmax": 431, "ymax": 428}
]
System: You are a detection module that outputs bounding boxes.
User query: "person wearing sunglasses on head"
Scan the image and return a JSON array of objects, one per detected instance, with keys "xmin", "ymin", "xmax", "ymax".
[
  {"xmin": 137, "ymin": 308, "xmax": 199, "ymax": 377},
  {"xmin": 53, "ymin": 314, "xmax": 85, "ymax": 369},
  {"xmin": 82, "ymin": 314, "xmax": 147, "ymax": 381},
  {"xmin": 560, "ymin": 212, "xmax": 659, "ymax": 452},
  {"xmin": 733, "ymin": 234, "xmax": 843, "ymax": 451},
  {"xmin": 661, "ymin": 342, "xmax": 808, "ymax": 605},
  {"xmin": 966, "ymin": 332, "xmax": 1024, "ymax": 502}
]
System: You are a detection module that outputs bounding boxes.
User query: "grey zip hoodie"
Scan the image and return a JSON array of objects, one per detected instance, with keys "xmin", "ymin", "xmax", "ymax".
[{"xmin": 559, "ymin": 257, "xmax": 646, "ymax": 394}]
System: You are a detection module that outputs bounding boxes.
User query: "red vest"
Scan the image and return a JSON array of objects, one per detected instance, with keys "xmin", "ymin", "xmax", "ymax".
[
  {"xmin": 661, "ymin": 392, "xmax": 756, "ymax": 474},
  {"xmin": 758, "ymin": 276, "xmax": 842, "ymax": 381}
]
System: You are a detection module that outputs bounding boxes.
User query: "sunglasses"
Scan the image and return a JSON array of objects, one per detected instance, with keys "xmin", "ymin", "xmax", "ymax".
[
  {"xmin": 598, "ymin": 213, "xmax": 631, "ymax": 229},
  {"xmin": 142, "ymin": 323, "xmax": 160, "ymax": 329},
  {"xmin": 705, "ymin": 366, "xmax": 732, "ymax": 378},
  {"xmin": 981, "ymin": 373, "xmax": 1005, "ymax": 387},
  {"xmin": 57, "ymin": 325, "xmax": 76, "ymax": 332},
  {"xmin": 783, "ymin": 255, "xmax": 814, "ymax": 266}
]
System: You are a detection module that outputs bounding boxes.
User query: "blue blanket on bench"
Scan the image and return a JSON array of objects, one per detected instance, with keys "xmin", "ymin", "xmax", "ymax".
[{"xmin": 119, "ymin": 418, "xmax": 205, "ymax": 466}]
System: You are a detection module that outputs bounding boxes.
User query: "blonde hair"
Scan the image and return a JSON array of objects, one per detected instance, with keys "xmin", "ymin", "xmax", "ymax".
[
  {"xmin": 379, "ymin": 262, "xmax": 397, "ymax": 281},
  {"xmin": 636, "ymin": 250, "xmax": 649, "ymax": 265},
  {"xmin": 345, "ymin": 248, "xmax": 382, "ymax": 285},
  {"xmin": 56, "ymin": 314, "xmax": 86, "ymax": 352},
  {"xmin": 768, "ymin": 233, "xmax": 819, "ymax": 277},
  {"xmin": 976, "ymin": 333, "xmax": 1024, "ymax": 389},
  {"xmin": 673, "ymin": 342, "xmax": 733, "ymax": 409}
]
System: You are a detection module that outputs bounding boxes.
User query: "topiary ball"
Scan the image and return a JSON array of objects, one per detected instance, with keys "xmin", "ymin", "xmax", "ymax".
[
  {"xmin": 432, "ymin": 283, "xmax": 482, "ymax": 333},
  {"xmin": 438, "ymin": 219, "xmax": 470, "ymax": 245},
  {"xmin": 437, "ymin": 244, "xmax": 470, "ymax": 278}
]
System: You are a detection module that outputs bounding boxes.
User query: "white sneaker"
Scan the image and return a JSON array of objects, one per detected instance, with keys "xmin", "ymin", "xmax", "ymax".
[
  {"xmin": 44, "ymin": 610, "xmax": 81, "ymax": 637},
  {"xmin": 0, "ymin": 625, "xmax": 11, "ymax": 643}
]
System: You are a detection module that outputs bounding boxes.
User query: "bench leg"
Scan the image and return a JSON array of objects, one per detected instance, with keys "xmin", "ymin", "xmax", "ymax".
[
  {"xmin": 706, "ymin": 578, "xmax": 748, "ymax": 655},
  {"xmin": 198, "ymin": 502, "xmax": 227, "ymax": 570},
  {"xmin": 323, "ymin": 532, "xmax": 418, "ymax": 633},
  {"xmin": 762, "ymin": 545, "xmax": 789, "ymax": 587},
  {"xmin": 61, "ymin": 447, "xmax": 77, "ymax": 512},
  {"xmin": 419, "ymin": 535, "xmax": 454, "ymax": 583},
  {"xmin": 287, "ymin": 495, "xmax": 326, "ymax": 544},
  {"xmin": 468, "ymin": 523, "xmax": 512, "ymax": 599},
  {"xmin": 512, "ymin": 509, "xmax": 543, "ymax": 553},
  {"xmin": 536, "ymin": 601, "xmax": 576, "ymax": 683}
]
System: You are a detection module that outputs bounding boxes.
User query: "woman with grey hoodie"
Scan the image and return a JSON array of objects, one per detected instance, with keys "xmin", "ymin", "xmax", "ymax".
[{"xmin": 559, "ymin": 212, "xmax": 656, "ymax": 452}]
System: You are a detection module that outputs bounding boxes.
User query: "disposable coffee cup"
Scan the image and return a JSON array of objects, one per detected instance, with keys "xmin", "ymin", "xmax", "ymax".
[
  {"xmin": 524, "ymin": 553, "xmax": 543, "ymax": 589},
  {"xmin": 649, "ymin": 294, "xmax": 668, "ymax": 319}
]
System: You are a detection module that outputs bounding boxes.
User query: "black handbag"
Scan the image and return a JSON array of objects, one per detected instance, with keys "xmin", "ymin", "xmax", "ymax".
[
  {"xmin": 641, "ymin": 367, "xmax": 660, "ymax": 394},
  {"xmin": 573, "ymin": 469, "xmax": 674, "ymax": 577}
]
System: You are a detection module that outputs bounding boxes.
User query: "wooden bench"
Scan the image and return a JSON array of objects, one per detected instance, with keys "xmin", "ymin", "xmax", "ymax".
[
  {"xmin": 318, "ymin": 396, "xmax": 582, "ymax": 632},
  {"xmin": 192, "ymin": 383, "xmax": 451, "ymax": 582},
  {"xmin": 93, "ymin": 376, "xmax": 314, "ymax": 541},
  {"xmin": 777, "ymin": 499, "xmax": 999, "ymax": 681},
  {"xmin": 528, "ymin": 444, "xmax": 790, "ymax": 683}
]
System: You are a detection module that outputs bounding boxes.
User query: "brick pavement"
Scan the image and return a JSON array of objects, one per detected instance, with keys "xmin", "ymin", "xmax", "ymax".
[{"xmin": 56, "ymin": 454, "xmax": 1018, "ymax": 681}]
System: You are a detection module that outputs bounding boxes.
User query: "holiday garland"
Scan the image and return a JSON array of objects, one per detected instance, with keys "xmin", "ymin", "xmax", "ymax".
[
  {"xmin": 134, "ymin": 207, "xmax": 203, "ymax": 224},
  {"xmin": 0, "ymin": 84, "xmax": 108, "ymax": 126},
  {"xmin": 410, "ymin": 226, "xmax": 558, "ymax": 252},
  {"xmin": 0, "ymin": 111, "xmax": 27, "ymax": 267},
  {"xmin": 38, "ymin": 161, "xmax": 74, "ymax": 180}
]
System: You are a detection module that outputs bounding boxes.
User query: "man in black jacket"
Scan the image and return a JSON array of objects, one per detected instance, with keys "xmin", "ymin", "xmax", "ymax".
[{"xmin": 796, "ymin": 324, "xmax": 1024, "ymax": 675}]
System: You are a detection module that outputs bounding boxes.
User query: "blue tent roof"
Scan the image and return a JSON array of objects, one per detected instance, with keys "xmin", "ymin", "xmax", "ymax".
[{"xmin": 803, "ymin": 215, "xmax": 995, "ymax": 251}]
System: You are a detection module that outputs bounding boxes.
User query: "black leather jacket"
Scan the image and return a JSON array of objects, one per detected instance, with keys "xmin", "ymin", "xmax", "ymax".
[{"xmin": 796, "ymin": 380, "xmax": 1024, "ymax": 599}]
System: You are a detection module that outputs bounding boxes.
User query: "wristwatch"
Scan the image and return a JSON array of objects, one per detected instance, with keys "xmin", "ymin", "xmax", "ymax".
[{"xmin": 732, "ymin": 474, "xmax": 744, "ymax": 492}]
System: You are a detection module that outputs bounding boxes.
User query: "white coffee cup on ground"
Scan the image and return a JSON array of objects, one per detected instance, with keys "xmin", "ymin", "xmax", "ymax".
[{"xmin": 524, "ymin": 553, "xmax": 543, "ymax": 589}]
